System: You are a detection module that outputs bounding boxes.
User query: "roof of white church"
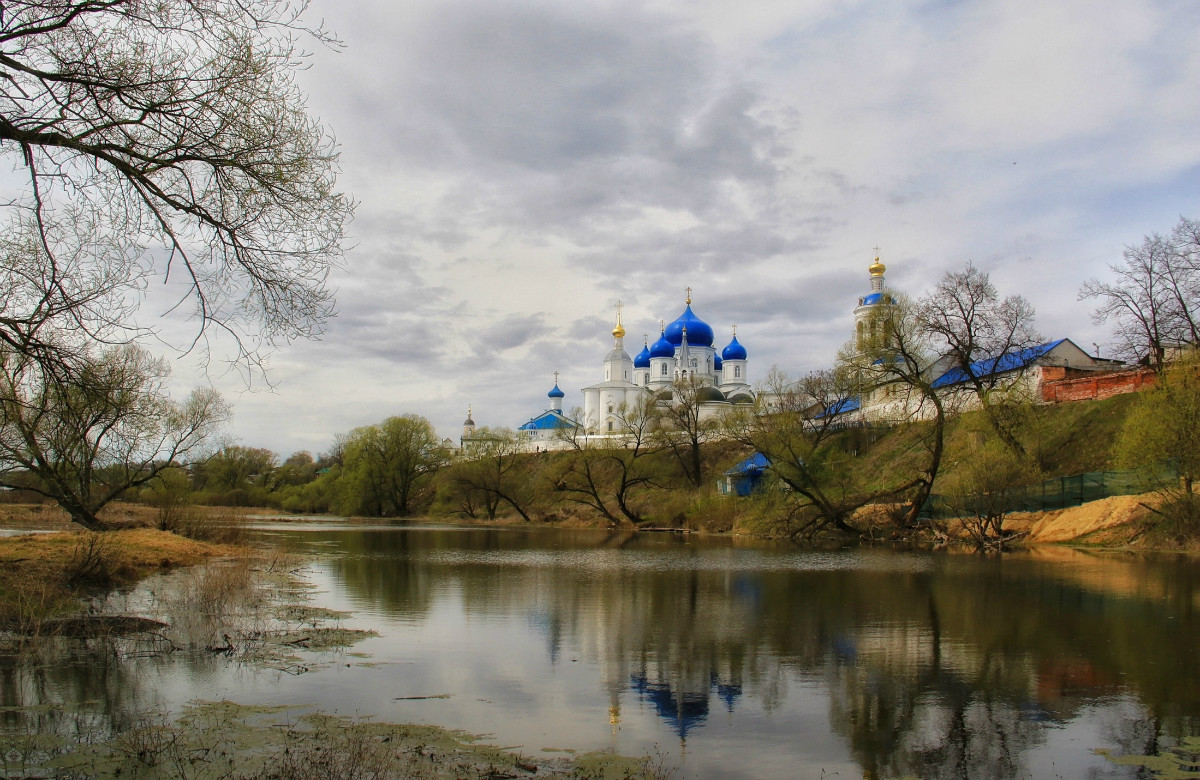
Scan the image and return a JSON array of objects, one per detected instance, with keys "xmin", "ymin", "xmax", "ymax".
[{"xmin": 518, "ymin": 409, "xmax": 578, "ymax": 431}]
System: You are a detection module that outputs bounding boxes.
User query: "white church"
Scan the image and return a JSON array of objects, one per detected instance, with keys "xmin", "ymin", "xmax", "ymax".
[
  {"xmin": 580, "ymin": 291, "xmax": 753, "ymax": 434},
  {"xmin": 499, "ymin": 291, "xmax": 753, "ymax": 445}
]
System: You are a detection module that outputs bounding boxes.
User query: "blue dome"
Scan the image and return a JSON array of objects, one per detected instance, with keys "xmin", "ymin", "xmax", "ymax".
[
  {"xmin": 633, "ymin": 343, "xmax": 651, "ymax": 368},
  {"xmin": 862, "ymin": 292, "xmax": 883, "ymax": 306},
  {"xmin": 722, "ymin": 335, "xmax": 747, "ymax": 361},
  {"xmin": 714, "ymin": 354, "xmax": 723, "ymax": 371},
  {"xmin": 649, "ymin": 331, "xmax": 675, "ymax": 359},
  {"xmin": 664, "ymin": 304, "xmax": 714, "ymax": 348},
  {"xmin": 548, "ymin": 384, "xmax": 565, "ymax": 399}
]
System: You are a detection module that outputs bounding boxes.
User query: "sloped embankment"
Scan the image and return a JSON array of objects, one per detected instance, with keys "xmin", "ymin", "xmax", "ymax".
[{"xmin": 1010, "ymin": 493, "xmax": 1157, "ymax": 544}]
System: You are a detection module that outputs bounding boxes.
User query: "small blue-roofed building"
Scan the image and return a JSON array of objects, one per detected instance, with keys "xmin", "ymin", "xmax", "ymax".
[
  {"xmin": 517, "ymin": 374, "xmax": 579, "ymax": 446},
  {"xmin": 719, "ymin": 452, "xmax": 771, "ymax": 496}
]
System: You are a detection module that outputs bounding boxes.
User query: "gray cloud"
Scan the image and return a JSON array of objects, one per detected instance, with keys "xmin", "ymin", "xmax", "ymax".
[{"xmin": 194, "ymin": 0, "xmax": 1200, "ymax": 455}]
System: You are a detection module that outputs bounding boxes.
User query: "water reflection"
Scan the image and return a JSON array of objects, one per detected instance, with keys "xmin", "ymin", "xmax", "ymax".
[
  {"xmin": 6, "ymin": 525, "xmax": 1200, "ymax": 780},
  {"xmin": 296, "ymin": 528, "xmax": 1200, "ymax": 778}
]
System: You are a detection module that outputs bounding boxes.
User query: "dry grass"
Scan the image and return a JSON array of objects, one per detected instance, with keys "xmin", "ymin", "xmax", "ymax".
[{"xmin": 0, "ymin": 528, "xmax": 249, "ymax": 630}]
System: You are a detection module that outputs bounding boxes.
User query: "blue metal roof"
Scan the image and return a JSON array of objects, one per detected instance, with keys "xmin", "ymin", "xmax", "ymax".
[
  {"xmin": 818, "ymin": 396, "xmax": 860, "ymax": 418},
  {"xmin": 518, "ymin": 410, "xmax": 578, "ymax": 431},
  {"xmin": 930, "ymin": 339, "xmax": 1066, "ymax": 389},
  {"xmin": 726, "ymin": 452, "xmax": 770, "ymax": 475}
]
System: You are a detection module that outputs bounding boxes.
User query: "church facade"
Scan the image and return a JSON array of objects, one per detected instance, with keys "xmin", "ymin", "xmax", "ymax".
[{"xmin": 581, "ymin": 292, "xmax": 753, "ymax": 434}]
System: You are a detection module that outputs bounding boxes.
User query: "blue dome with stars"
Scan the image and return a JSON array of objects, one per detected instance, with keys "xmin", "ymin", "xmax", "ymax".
[
  {"xmin": 722, "ymin": 335, "xmax": 747, "ymax": 361},
  {"xmin": 664, "ymin": 304, "xmax": 714, "ymax": 348}
]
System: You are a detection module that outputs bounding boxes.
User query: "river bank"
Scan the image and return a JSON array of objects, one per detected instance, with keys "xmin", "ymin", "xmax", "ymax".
[
  {"xmin": 3, "ymin": 502, "xmax": 1197, "ymax": 780},
  {"xmin": 0, "ymin": 512, "xmax": 676, "ymax": 780}
]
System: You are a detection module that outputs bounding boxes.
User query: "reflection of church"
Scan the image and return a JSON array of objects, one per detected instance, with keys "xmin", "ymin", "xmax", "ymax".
[
  {"xmin": 580, "ymin": 290, "xmax": 754, "ymax": 434},
  {"xmin": 629, "ymin": 672, "xmax": 743, "ymax": 742}
]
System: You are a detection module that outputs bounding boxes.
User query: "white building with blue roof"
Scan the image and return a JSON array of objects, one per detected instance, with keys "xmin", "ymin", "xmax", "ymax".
[
  {"xmin": 847, "ymin": 254, "xmax": 1112, "ymax": 423},
  {"xmin": 517, "ymin": 373, "xmax": 579, "ymax": 444}
]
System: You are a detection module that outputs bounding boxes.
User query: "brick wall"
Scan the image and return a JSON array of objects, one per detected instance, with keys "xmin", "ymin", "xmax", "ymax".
[{"xmin": 1041, "ymin": 367, "xmax": 1156, "ymax": 403}]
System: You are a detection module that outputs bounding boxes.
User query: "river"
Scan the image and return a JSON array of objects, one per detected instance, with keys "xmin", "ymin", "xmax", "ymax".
[{"xmin": 4, "ymin": 522, "xmax": 1200, "ymax": 779}]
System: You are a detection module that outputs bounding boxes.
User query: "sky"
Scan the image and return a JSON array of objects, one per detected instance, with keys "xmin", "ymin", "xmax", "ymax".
[{"xmin": 174, "ymin": 0, "xmax": 1200, "ymax": 457}]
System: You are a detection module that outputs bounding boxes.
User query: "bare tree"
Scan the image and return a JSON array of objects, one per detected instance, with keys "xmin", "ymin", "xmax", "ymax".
[
  {"xmin": 450, "ymin": 428, "xmax": 536, "ymax": 522},
  {"xmin": 1081, "ymin": 217, "xmax": 1200, "ymax": 371},
  {"xmin": 652, "ymin": 375, "xmax": 721, "ymax": 489},
  {"xmin": 551, "ymin": 400, "xmax": 663, "ymax": 526},
  {"xmin": 917, "ymin": 262, "xmax": 1041, "ymax": 456},
  {"xmin": 840, "ymin": 294, "xmax": 948, "ymax": 528},
  {"xmin": 0, "ymin": 0, "xmax": 353, "ymax": 374},
  {"xmin": 0, "ymin": 343, "xmax": 228, "ymax": 529},
  {"xmin": 1167, "ymin": 216, "xmax": 1200, "ymax": 346}
]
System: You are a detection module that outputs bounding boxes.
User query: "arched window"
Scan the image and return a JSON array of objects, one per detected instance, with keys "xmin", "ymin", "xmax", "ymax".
[
  {"xmin": 607, "ymin": 420, "xmax": 613, "ymax": 432},
  {"xmin": 607, "ymin": 403, "xmax": 613, "ymax": 414},
  {"xmin": 735, "ymin": 366, "xmax": 741, "ymax": 378},
  {"xmin": 661, "ymin": 364, "xmax": 668, "ymax": 376}
]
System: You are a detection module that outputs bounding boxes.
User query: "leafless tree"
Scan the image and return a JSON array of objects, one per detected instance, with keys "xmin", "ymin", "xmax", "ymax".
[
  {"xmin": 552, "ymin": 400, "xmax": 663, "ymax": 526},
  {"xmin": 652, "ymin": 375, "xmax": 721, "ymax": 489},
  {"xmin": 840, "ymin": 294, "xmax": 948, "ymax": 528},
  {"xmin": 0, "ymin": 343, "xmax": 228, "ymax": 529},
  {"xmin": 917, "ymin": 262, "xmax": 1041, "ymax": 456},
  {"xmin": 0, "ymin": 0, "xmax": 353, "ymax": 375},
  {"xmin": 449, "ymin": 427, "xmax": 537, "ymax": 523},
  {"xmin": 1080, "ymin": 217, "xmax": 1200, "ymax": 371}
]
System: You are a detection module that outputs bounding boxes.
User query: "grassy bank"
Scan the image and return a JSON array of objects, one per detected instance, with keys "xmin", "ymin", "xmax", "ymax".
[{"xmin": 0, "ymin": 527, "xmax": 246, "ymax": 630}]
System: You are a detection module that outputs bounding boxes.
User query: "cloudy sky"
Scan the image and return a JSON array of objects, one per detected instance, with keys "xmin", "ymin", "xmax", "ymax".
[{"xmin": 185, "ymin": 0, "xmax": 1200, "ymax": 457}]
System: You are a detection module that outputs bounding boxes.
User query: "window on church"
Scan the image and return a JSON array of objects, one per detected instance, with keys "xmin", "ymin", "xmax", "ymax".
[
  {"xmin": 735, "ymin": 366, "xmax": 741, "ymax": 378},
  {"xmin": 691, "ymin": 358, "xmax": 697, "ymax": 369},
  {"xmin": 607, "ymin": 404, "xmax": 613, "ymax": 414},
  {"xmin": 661, "ymin": 364, "xmax": 667, "ymax": 376},
  {"xmin": 607, "ymin": 421, "xmax": 613, "ymax": 432}
]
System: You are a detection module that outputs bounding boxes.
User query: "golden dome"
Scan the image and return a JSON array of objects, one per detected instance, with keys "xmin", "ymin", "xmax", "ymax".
[
  {"xmin": 612, "ymin": 304, "xmax": 626, "ymax": 339},
  {"xmin": 869, "ymin": 256, "xmax": 886, "ymax": 277}
]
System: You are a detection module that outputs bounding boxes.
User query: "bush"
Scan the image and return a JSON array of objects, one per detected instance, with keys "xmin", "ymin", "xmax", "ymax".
[
  {"xmin": 167, "ymin": 509, "xmax": 247, "ymax": 545},
  {"xmin": 63, "ymin": 531, "xmax": 127, "ymax": 586}
]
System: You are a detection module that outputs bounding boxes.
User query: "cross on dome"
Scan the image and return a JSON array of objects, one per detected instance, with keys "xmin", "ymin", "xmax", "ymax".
[{"xmin": 612, "ymin": 300, "xmax": 626, "ymax": 339}]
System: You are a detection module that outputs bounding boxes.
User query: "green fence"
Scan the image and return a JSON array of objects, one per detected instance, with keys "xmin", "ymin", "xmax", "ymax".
[{"xmin": 922, "ymin": 464, "xmax": 1175, "ymax": 519}]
